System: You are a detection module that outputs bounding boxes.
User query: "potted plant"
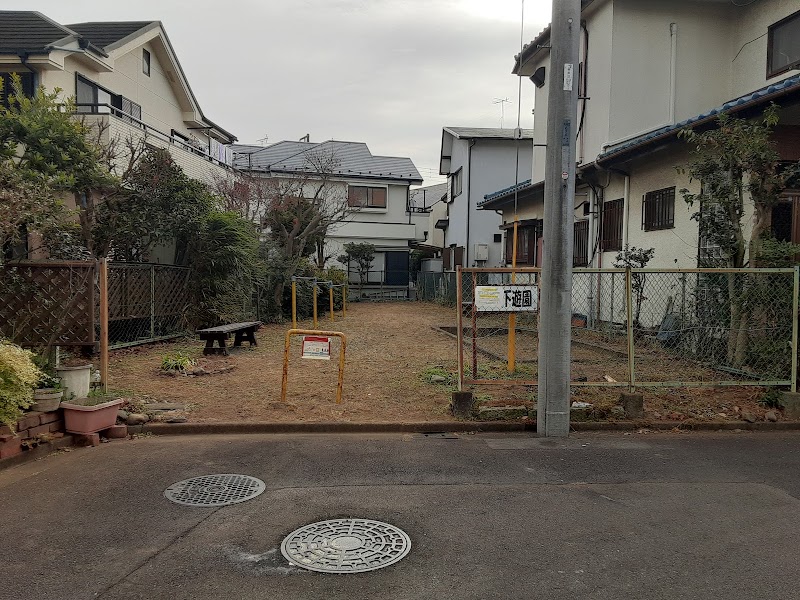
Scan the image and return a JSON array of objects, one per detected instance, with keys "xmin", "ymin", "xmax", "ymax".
[
  {"xmin": 0, "ymin": 340, "xmax": 41, "ymax": 432},
  {"xmin": 32, "ymin": 371, "xmax": 64, "ymax": 412},
  {"xmin": 56, "ymin": 355, "xmax": 93, "ymax": 401},
  {"xmin": 61, "ymin": 394, "xmax": 124, "ymax": 434}
]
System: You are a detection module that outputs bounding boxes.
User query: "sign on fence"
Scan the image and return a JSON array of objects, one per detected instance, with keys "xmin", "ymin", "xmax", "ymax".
[
  {"xmin": 301, "ymin": 336, "xmax": 331, "ymax": 360},
  {"xmin": 474, "ymin": 285, "xmax": 538, "ymax": 312}
]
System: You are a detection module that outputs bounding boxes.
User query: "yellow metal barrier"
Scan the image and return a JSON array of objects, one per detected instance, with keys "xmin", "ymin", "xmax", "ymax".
[{"xmin": 281, "ymin": 329, "xmax": 347, "ymax": 404}]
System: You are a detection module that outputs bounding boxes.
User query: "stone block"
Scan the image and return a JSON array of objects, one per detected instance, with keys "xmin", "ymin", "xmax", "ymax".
[
  {"xmin": 620, "ymin": 393, "xmax": 644, "ymax": 419},
  {"xmin": 103, "ymin": 425, "xmax": 128, "ymax": 439},
  {"xmin": 450, "ymin": 391, "xmax": 474, "ymax": 418},
  {"xmin": 781, "ymin": 392, "xmax": 800, "ymax": 419},
  {"xmin": 48, "ymin": 421, "xmax": 64, "ymax": 433},
  {"xmin": 73, "ymin": 433, "xmax": 100, "ymax": 447},
  {"xmin": 39, "ymin": 411, "xmax": 61, "ymax": 425},
  {"xmin": 0, "ymin": 425, "xmax": 12, "ymax": 436},
  {"xmin": 16, "ymin": 412, "xmax": 43, "ymax": 431},
  {"xmin": 477, "ymin": 406, "xmax": 528, "ymax": 421},
  {"xmin": 0, "ymin": 437, "xmax": 23, "ymax": 459},
  {"xmin": 28, "ymin": 424, "xmax": 52, "ymax": 438}
]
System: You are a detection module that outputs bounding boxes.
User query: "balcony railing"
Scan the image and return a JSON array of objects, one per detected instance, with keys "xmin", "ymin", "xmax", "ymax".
[{"xmin": 74, "ymin": 103, "xmax": 233, "ymax": 169}]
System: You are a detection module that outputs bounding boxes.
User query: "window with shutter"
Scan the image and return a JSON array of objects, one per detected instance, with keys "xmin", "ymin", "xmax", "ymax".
[
  {"xmin": 601, "ymin": 199, "xmax": 623, "ymax": 251},
  {"xmin": 573, "ymin": 220, "xmax": 589, "ymax": 266}
]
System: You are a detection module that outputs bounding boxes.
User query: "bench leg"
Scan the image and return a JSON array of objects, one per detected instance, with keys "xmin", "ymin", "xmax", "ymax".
[
  {"xmin": 244, "ymin": 329, "xmax": 257, "ymax": 347},
  {"xmin": 233, "ymin": 331, "xmax": 244, "ymax": 348},
  {"xmin": 203, "ymin": 339, "xmax": 216, "ymax": 356}
]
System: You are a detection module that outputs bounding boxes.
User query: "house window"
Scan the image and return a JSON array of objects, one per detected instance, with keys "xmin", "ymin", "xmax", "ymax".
[
  {"xmin": 573, "ymin": 220, "xmax": 589, "ymax": 267},
  {"xmin": 493, "ymin": 233, "xmax": 502, "ymax": 243},
  {"xmin": 642, "ymin": 186, "xmax": 675, "ymax": 231},
  {"xmin": 76, "ymin": 75, "xmax": 112, "ymax": 113},
  {"xmin": 768, "ymin": 10, "xmax": 800, "ymax": 78},
  {"xmin": 0, "ymin": 72, "xmax": 35, "ymax": 108},
  {"xmin": 450, "ymin": 168, "xmax": 463, "ymax": 200},
  {"xmin": 348, "ymin": 185, "xmax": 387, "ymax": 208},
  {"xmin": 601, "ymin": 199, "xmax": 624, "ymax": 252},
  {"xmin": 143, "ymin": 49, "xmax": 151, "ymax": 76}
]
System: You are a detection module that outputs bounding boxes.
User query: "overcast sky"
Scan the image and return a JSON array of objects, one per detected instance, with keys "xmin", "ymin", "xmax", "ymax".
[{"xmin": 11, "ymin": 0, "xmax": 550, "ymax": 185}]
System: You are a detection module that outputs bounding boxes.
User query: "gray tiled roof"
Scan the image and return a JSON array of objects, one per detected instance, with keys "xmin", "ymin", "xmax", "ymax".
[
  {"xmin": 231, "ymin": 140, "xmax": 422, "ymax": 183},
  {"xmin": 410, "ymin": 183, "xmax": 448, "ymax": 209},
  {"xmin": 66, "ymin": 21, "xmax": 156, "ymax": 49},
  {"xmin": 444, "ymin": 127, "xmax": 535, "ymax": 140},
  {"xmin": 0, "ymin": 11, "xmax": 77, "ymax": 53}
]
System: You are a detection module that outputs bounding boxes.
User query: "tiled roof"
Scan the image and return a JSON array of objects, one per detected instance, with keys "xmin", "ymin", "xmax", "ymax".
[
  {"xmin": 480, "ymin": 179, "xmax": 533, "ymax": 206},
  {"xmin": 410, "ymin": 183, "xmax": 448, "ymax": 209},
  {"xmin": 231, "ymin": 140, "xmax": 422, "ymax": 183},
  {"xmin": 597, "ymin": 73, "xmax": 800, "ymax": 164},
  {"xmin": 66, "ymin": 21, "xmax": 156, "ymax": 49},
  {"xmin": 443, "ymin": 127, "xmax": 535, "ymax": 140},
  {"xmin": 0, "ymin": 11, "xmax": 77, "ymax": 53}
]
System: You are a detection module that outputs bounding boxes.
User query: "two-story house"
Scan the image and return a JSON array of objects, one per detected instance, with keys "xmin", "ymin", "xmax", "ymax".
[
  {"xmin": 438, "ymin": 127, "xmax": 533, "ymax": 270},
  {"xmin": 481, "ymin": 0, "xmax": 800, "ymax": 271},
  {"xmin": 232, "ymin": 139, "xmax": 423, "ymax": 291},
  {"xmin": 0, "ymin": 11, "xmax": 237, "ymax": 189}
]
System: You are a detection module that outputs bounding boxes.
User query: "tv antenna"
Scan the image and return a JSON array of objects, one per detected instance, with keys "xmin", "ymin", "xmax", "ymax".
[
  {"xmin": 256, "ymin": 134, "xmax": 269, "ymax": 146},
  {"xmin": 492, "ymin": 97, "xmax": 511, "ymax": 128}
]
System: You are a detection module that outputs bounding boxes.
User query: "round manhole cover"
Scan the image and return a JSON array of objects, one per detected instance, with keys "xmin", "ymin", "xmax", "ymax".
[
  {"xmin": 164, "ymin": 474, "xmax": 265, "ymax": 507},
  {"xmin": 281, "ymin": 518, "xmax": 411, "ymax": 573}
]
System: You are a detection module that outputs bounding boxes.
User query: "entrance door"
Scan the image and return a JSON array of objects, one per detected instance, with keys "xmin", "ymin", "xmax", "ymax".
[{"xmin": 384, "ymin": 251, "xmax": 410, "ymax": 286}]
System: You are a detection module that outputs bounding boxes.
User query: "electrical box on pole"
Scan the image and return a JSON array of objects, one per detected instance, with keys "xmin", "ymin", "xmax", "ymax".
[{"xmin": 538, "ymin": 0, "xmax": 581, "ymax": 437}]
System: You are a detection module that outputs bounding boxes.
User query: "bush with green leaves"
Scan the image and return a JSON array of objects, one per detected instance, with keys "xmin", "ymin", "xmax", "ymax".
[
  {"xmin": 0, "ymin": 341, "xmax": 42, "ymax": 429},
  {"xmin": 161, "ymin": 351, "xmax": 196, "ymax": 372}
]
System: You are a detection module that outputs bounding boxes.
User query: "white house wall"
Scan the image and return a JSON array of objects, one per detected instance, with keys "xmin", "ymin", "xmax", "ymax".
[
  {"xmin": 730, "ymin": 0, "xmax": 800, "ymax": 96},
  {"xmin": 447, "ymin": 138, "xmax": 533, "ymax": 267}
]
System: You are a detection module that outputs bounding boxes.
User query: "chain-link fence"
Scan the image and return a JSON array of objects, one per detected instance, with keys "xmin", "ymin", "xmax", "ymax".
[
  {"xmin": 106, "ymin": 263, "xmax": 191, "ymax": 349},
  {"xmin": 416, "ymin": 272, "xmax": 457, "ymax": 305},
  {"xmin": 456, "ymin": 267, "xmax": 799, "ymax": 392}
]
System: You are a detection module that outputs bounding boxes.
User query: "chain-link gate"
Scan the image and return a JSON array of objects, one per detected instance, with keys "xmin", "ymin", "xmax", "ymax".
[{"xmin": 456, "ymin": 267, "xmax": 799, "ymax": 393}]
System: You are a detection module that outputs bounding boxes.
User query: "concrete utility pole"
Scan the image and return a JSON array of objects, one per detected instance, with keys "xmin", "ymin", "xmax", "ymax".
[{"xmin": 538, "ymin": 0, "xmax": 581, "ymax": 437}]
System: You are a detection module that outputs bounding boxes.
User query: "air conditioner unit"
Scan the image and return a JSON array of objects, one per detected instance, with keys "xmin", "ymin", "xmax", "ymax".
[{"xmin": 474, "ymin": 243, "xmax": 489, "ymax": 262}]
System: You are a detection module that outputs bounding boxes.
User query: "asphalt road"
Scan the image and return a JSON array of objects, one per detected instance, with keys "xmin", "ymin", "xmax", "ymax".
[{"xmin": 1, "ymin": 431, "xmax": 799, "ymax": 599}]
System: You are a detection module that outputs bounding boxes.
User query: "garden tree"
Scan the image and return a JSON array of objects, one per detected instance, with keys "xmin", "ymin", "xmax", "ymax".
[
  {"xmin": 187, "ymin": 211, "xmax": 262, "ymax": 326},
  {"xmin": 612, "ymin": 245, "xmax": 655, "ymax": 329},
  {"xmin": 0, "ymin": 74, "xmax": 107, "ymax": 259},
  {"xmin": 679, "ymin": 104, "xmax": 800, "ymax": 367},
  {"xmin": 93, "ymin": 147, "xmax": 215, "ymax": 261},
  {"xmin": 211, "ymin": 171, "xmax": 274, "ymax": 225},
  {"xmin": 257, "ymin": 150, "xmax": 350, "ymax": 315},
  {"xmin": 338, "ymin": 242, "xmax": 376, "ymax": 288}
]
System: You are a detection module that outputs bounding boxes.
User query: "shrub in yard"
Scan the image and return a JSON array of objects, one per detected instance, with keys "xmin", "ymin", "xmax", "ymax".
[
  {"xmin": 0, "ymin": 340, "xmax": 42, "ymax": 429},
  {"xmin": 161, "ymin": 351, "xmax": 195, "ymax": 372}
]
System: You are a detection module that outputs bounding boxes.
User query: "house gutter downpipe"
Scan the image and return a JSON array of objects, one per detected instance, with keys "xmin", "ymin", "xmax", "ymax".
[{"xmin": 538, "ymin": 0, "xmax": 581, "ymax": 437}]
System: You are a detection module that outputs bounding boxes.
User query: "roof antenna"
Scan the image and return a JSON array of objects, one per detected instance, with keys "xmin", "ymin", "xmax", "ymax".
[
  {"xmin": 492, "ymin": 97, "xmax": 511, "ymax": 129},
  {"xmin": 299, "ymin": 134, "xmax": 310, "ymax": 142},
  {"xmin": 256, "ymin": 134, "xmax": 269, "ymax": 146}
]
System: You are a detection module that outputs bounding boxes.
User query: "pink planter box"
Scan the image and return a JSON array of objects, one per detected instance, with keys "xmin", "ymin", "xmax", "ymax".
[{"xmin": 61, "ymin": 399, "xmax": 124, "ymax": 434}]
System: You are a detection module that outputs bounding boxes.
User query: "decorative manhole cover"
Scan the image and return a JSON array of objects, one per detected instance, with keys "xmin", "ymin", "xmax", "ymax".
[
  {"xmin": 164, "ymin": 474, "xmax": 266, "ymax": 507},
  {"xmin": 281, "ymin": 518, "xmax": 411, "ymax": 573}
]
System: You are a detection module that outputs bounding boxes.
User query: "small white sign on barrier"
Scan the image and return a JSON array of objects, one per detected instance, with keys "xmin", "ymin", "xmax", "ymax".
[
  {"xmin": 301, "ymin": 336, "xmax": 331, "ymax": 360},
  {"xmin": 474, "ymin": 285, "xmax": 538, "ymax": 312}
]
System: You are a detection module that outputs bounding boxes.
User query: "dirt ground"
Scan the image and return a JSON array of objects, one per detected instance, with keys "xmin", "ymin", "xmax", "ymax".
[{"xmin": 109, "ymin": 301, "xmax": 780, "ymax": 424}]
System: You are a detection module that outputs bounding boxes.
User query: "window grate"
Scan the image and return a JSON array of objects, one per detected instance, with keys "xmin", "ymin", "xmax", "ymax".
[
  {"xmin": 573, "ymin": 220, "xmax": 589, "ymax": 266},
  {"xmin": 601, "ymin": 199, "xmax": 623, "ymax": 252},
  {"xmin": 642, "ymin": 187, "xmax": 675, "ymax": 231}
]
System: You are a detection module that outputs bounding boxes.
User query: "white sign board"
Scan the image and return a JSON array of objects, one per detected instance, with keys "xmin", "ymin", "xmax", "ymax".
[
  {"xmin": 301, "ymin": 336, "xmax": 331, "ymax": 360},
  {"xmin": 474, "ymin": 285, "xmax": 538, "ymax": 312}
]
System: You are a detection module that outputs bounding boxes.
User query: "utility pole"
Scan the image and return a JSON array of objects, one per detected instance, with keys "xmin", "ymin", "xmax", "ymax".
[{"xmin": 538, "ymin": 0, "xmax": 581, "ymax": 437}]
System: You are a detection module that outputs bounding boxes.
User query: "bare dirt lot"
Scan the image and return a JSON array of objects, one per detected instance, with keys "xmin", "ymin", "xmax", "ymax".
[{"xmin": 109, "ymin": 301, "xmax": 779, "ymax": 423}]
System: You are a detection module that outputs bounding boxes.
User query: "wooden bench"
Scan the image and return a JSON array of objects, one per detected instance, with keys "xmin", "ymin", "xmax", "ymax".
[{"xmin": 197, "ymin": 321, "xmax": 261, "ymax": 355}]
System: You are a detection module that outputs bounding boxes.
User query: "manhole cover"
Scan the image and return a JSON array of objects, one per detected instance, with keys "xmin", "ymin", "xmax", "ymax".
[
  {"xmin": 164, "ymin": 474, "xmax": 265, "ymax": 507},
  {"xmin": 281, "ymin": 518, "xmax": 411, "ymax": 573}
]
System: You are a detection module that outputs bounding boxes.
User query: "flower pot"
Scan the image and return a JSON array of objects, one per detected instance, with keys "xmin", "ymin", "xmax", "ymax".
[
  {"xmin": 31, "ymin": 388, "xmax": 64, "ymax": 412},
  {"xmin": 56, "ymin": 364, "xmax": 92, "ymax": 401},
  {"xmin": 61, "ymin": 398, "xmax": 124, "ymax": 434}
]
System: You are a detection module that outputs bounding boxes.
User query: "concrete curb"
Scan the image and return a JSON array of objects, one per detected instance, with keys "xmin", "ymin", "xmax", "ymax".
[
  {"xmin": 0, "ymin": 435, "xmax": 74, "ymax": 473},
  {"xmin": 131, "ymin": 419, "xmax": 800, "ymax": 436}
]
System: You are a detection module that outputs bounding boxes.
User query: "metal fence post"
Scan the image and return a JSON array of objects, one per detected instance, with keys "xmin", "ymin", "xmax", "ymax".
[
  {"xmin": 150, "ymin": 264, "xmax": 155, "ymax": 339},
  {"xmin": 626, "ymin": 268, "xmax": 635, "ymax": 392},
  {"xmin": 99, "ymin": 259, "xmax": 109, "ymax": 393},
  {"xmin": 456, "ymin": 267, "xmax": 464, "ymax": 391},
  {"xmin": 792, "ymin": 266, "xmax": 799, "ymax": 393}
]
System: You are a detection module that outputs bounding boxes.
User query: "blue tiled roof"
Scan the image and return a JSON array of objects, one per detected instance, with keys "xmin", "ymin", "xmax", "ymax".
[
  {"xmin": 598, "ymin": 74, "xmax": 800, "ymax": 162},
  {"xmin": 480, "ymin": 179, "xmax": 532, "ymax": 205}
]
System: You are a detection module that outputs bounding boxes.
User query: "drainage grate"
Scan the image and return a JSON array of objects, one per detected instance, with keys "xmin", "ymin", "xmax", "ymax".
[
  {"xmin": 164, "ymin": 474, "xmax": 266, "ymax": 507},
  {"xmin": 281, "ymin": 518, "xmax": 411, "ymax": 574}
]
